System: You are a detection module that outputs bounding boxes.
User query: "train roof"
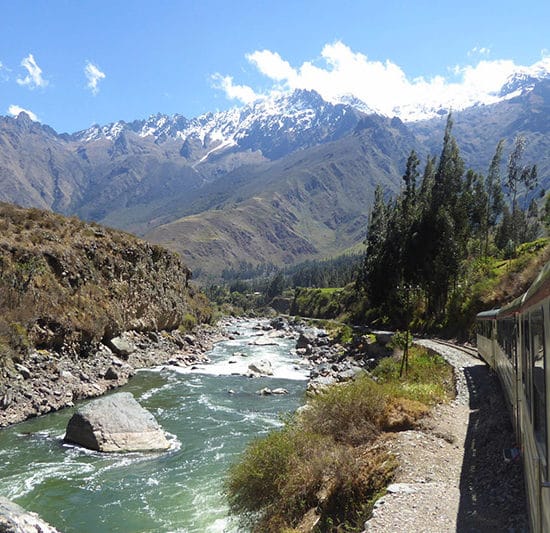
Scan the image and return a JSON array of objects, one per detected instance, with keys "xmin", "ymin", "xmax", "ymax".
[{"xmin": 476, "ymin": 309, "xmax": 499, "ymax": 319}]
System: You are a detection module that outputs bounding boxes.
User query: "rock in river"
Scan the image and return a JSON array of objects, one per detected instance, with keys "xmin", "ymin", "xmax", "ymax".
[
  {"xmin": 64, "ymin": 392, "xmax": 170, "ymax": 452},
  {"xmin": 248, "ymin": 360, "xmax": 274, "ymax": 376},
  {"xmin": 0, "ymin": 496, "xmax": 61, "ymax": 532}
]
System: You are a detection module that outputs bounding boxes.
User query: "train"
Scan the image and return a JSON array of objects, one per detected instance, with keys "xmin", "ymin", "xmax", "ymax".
[{"xmin": 477, "ymin": 260, "xmax": 550, "ymax": 532}]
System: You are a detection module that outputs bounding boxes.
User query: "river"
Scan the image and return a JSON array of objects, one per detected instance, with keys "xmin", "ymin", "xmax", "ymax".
[{"xmin": 0, "ymin": 319, "xmax": 308, "ymax": 532}]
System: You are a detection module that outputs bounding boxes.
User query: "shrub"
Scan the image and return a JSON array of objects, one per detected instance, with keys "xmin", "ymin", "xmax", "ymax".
[
  {"xmin": 226, "ymin": 422, "xmax": 395, "ymax": 532},
  {"xmin": 178, "ymin": 313, "xmax": 197, "ymax": 333},
  {"xmin": 301, "ymin": 375, "xmax": 386, "ymax": 446},
  {"xmin": 373, "ymin": 346, "xmax": 454, "ymax": 405},
  {"xmin": 225, "ymin": 424, "xmax": 303, "ymax": 529}
]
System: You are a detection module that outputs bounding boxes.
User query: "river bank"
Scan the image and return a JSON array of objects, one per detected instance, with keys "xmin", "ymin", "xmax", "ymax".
[
  {"xmin": 0, "ymin": 324, "xmax": 227, "ymax": 428},
  {"xmin": 0, "ymin": 317, "xmax": 312, "ymax": 532},
  {"xmin": 0, "ymin": 315, "xmax": 377, "ymax": 428}
]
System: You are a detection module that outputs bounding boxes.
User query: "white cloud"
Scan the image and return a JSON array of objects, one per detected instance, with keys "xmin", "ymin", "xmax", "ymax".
[
  {"xmin": 212, "ymin": 41, "xmax": 550, "ymax": 120},
  {"xmin": 84, "ymin": 61, "xmax": 106, "ymax": 95},
  {"xmin": 468, "ymin": 46, "xmax": 491, "ymax": 57},
  {"xmin": 7, "ymin": 104, "xmax": 39, "ymax": 122},
  {"xmin": 16, "ymin": 54, "xmax": 48, "ymax": 89},
  {"xmin": 211, "ymin": 73, "xmax": 259, "ymax": 104},
  {"xmin": 246, "ymin": 50, "xmax": 297, "ymax": 83}
]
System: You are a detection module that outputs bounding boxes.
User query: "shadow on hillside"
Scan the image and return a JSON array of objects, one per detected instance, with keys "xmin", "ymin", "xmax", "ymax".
[{"xmin": 456, "ymin": 363, "xmax": 529, "ymax": 531}]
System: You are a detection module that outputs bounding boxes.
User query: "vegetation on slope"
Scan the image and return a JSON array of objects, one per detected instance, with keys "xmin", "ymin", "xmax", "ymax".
[
  {"xmin": 356, "ymin": 115, "xmax": 546, "ymax": 336},
  {"xmin": 0, "ymin": 202, "xmax": 212, "ymax": 364},
  {"xmin": 226, "ymin": 345, "xmax": 454, "ymax": 532}
]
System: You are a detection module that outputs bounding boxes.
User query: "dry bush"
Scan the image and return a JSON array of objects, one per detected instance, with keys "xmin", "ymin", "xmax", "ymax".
[{"xmin": 380, "ymin": 396, "xmax": 430, "ymax": 431}]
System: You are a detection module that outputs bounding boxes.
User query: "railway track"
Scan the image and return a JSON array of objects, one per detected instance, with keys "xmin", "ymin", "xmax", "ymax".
[{"xmin": 415, "ymin": 337, "xmax": 480, "ymax": 360}]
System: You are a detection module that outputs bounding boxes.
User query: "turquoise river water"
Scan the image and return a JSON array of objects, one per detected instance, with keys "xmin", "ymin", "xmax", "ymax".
[{"xmin": 0, "ymin": 319, "xmax": 308, "ymax": 532}]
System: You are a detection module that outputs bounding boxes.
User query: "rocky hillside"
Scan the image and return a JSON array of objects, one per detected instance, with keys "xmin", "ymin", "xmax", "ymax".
[{"xmin": 0, "ymin": 202, "xmax": 211, "ymax": 358}]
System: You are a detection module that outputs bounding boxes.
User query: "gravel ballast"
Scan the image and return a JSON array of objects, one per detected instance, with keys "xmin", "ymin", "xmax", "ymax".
[{"xmin": 364, "ymin": 340, "xmax": 529, "ymax": 532}]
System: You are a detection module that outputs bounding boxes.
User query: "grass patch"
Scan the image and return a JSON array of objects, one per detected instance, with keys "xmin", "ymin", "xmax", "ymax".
[
  {"xmin": 225, "ymin": 345, "xmax": 453, "ymax": 531},
  {"xmin": 372, "ymin": 346, "xmax": 455, "ymax": 405}
]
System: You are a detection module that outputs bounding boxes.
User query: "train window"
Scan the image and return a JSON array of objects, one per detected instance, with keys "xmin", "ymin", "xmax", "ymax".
[
  {"xmin": 497, "ymin": 316, "xmax": 516, "ymax": 361},
  {"xmin": 478, "ymin": 319, "xmax": 493, "ymax": 339},
  {"xmin": 530, "ymin": 307, "xmax": 547, "ymax": 464}
]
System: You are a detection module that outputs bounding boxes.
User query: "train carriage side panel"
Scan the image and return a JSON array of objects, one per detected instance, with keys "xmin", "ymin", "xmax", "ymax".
[
  {"xmin": 518, "ymin": 262, "xmax": 550, "ymax": 532},
  {"xmin": 494, "ymin": 313, "xmax": 519, "ymax": 432},
  {"xmin": 477, "ymin": 259, "xmax": 550, "ymax": 533}
]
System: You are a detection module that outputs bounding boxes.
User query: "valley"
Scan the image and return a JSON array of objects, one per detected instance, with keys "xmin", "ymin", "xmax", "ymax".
[{"xmin": 2, "ymin": 74, "xmax": 550, "ymax": 278}]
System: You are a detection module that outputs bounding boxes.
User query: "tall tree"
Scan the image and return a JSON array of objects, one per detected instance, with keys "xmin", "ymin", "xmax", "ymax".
[
  {"xmin": 506, "ymin": 136, "xmax": 537, "ymax": 207},
  {"xmin": 483, "ymin": 139, "xmax": 505, "ymax": 254},
  {"xmin": 422, "ymin": 114, "xmax": 466, "ymax": 317},
  {"xmin": 360, "ymin": 185, "xmax": 391, "ymax": 307},
  {"xmin": 502, "ymin": 135, "xmax": 538, "ymax": 248}
]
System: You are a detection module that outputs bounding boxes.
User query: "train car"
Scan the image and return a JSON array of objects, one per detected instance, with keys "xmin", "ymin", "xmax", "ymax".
[{"xmin": 477, "ymin": 261, "xmax": 550, "ymax": 532}]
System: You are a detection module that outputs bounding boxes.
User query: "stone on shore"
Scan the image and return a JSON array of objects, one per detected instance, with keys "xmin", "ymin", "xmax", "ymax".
[
  {"xmin": 64, "ymin": 392, "xmax": 170, "ymax": 452},
  {"xmin": 0, "ymin": 496, "xmax": 61, "ymax": 533},
  {"xmin": 107, "ymin": 336, "xmax": 136, "ymax": 358}
]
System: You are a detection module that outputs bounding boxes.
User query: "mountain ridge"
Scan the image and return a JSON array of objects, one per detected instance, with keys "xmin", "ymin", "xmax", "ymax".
[{"xmin": 1, "ymin": 70, "xmax": 549, "ymax": 277}]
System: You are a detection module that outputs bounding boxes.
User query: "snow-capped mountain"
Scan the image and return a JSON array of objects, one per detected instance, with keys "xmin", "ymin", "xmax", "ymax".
[
  {"xmin": 341, "ymin": 58, "xmax": 550, "ymax": 122},
  {"xmin": 74, "ymin": 60, "xmax": 550, "ymax": 156},
  {"xmin": 73, "ymin": 89, "xmax": 365, "ymax": 162}
]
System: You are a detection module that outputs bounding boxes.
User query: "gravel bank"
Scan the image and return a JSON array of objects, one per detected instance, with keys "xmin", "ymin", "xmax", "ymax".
[{"xmin": 364, "ymin": 340, "xmax": 529, "ymax": 532}]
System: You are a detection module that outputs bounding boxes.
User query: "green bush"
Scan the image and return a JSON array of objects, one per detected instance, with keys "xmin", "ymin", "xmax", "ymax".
[
  {"xmin": 178, "ymin": 313, "xmax": 197, "ymax": 333},
  {"xmin": 226, "ymin": 424, "xmax": 334, "ymax": 530},
  {"xmin": 301, "ymin": 375, "xmax": 385, "ymax": 446},
  {"xmin": 373, "ymin": 346, "xmax": 454, "ymax": 405},
  {"xmin": 226, "ymin": 420, "xmax": 394, "ymax": 532}
]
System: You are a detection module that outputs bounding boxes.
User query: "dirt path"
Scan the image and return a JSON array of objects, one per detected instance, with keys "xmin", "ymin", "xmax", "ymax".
[{"xmin": 363, "ymin": 340, "xmax": 529, "ymax": 532}]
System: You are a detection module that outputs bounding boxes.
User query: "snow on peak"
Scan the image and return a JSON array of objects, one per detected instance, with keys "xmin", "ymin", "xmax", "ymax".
[{"xmin": 75, "ymin": 89, "xmax": 361, "ymax": 158}]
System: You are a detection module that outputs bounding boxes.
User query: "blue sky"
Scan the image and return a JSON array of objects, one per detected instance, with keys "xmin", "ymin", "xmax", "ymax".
[{"xmin": 1, "ymin": 0, "xmax": 549, "ymax": 133}]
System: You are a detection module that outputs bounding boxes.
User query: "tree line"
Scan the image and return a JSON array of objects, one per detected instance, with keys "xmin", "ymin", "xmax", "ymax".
[{"xmin": 358, "ymin": 114, "xmax": 542, "ymax": 328}]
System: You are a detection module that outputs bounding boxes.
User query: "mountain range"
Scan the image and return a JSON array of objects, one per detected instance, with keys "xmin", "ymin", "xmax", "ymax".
[{"xmin": 1, "ymin": 68, "xmax": 550, "ymax": 278}]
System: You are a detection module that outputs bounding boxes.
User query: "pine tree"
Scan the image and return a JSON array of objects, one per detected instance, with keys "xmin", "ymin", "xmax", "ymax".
[
  {"xmin": 421, "ymin": 113, "xmax": 466, "ymax": 317},
  {"xmin": 360, "ymin": 185, "xmax": 391, "ymax": 307}
]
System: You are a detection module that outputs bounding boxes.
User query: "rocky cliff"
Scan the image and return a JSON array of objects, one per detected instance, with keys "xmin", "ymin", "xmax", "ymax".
[{"xmin": 0, "ymin": 202, "xmax": 214, "ymax": 426}]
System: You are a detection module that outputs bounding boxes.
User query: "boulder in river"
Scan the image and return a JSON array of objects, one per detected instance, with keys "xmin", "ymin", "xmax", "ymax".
[
  {"xmin": 248, "ymin": 338, "xmax": 279, "ymax": 346},
  {"xmin": 248, "ymin": 360, "xmax": 273, "ymax": 376},
  {"xmin": 0, "ymin": 496, "xmax": 61, "ymax": 533},
  {"xmin": 64, "ymin": 392, "xmax": 170, "ymax": 452}
]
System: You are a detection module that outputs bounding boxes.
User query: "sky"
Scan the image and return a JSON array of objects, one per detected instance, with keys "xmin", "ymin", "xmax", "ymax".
[{"xmin": 1, "ymin": 0, "xmax": 549, "ymax": 133}]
